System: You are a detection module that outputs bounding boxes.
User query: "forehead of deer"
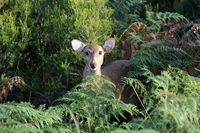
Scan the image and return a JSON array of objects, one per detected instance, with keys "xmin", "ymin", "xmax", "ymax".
[{"xmin": 83, "ymin": 44, "xmax": 104, "ymax": 52}]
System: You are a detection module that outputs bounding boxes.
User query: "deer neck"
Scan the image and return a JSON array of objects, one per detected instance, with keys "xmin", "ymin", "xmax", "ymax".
[{"xmin": 83, "ymin": 65, "xmax": 101, "ymax": 78}]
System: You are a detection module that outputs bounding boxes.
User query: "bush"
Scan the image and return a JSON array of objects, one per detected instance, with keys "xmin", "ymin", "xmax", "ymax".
[
  {"xmin": 0, "ymin": 0, "xmax": 114, "ymax": 102},
  {"xmin": 124, "ymin": 67, "xmax": 200, "ymax": 132},
  {"xmin": 1, "ymin": 0, "xmax": 200, "ymax": 132},
  {"xmin": 0, "ymin": 76, "xmax": 138, "ymax": 132}
]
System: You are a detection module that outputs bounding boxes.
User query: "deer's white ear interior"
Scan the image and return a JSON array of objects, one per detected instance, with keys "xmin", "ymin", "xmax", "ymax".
[
  {"xmin": 103, "ymin": 38, "xmax": 115, "ymax": 53},
  {"xmin": 71, "ymin": 39, "xmax": 85, "ymax": 52}
]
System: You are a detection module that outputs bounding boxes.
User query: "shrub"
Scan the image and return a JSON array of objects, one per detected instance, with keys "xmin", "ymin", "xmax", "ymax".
[
  {"xmin": 124, "ymin": 67, "xmax": 200, "ymax": 132},
  {"xmin": 0, "ymin": 0, "xmax": 114, "ymax": 102},
  {"xmin": 108, "ymin": 0, "xmax": 146, "ymax": 34},
  {"xmin": 0, "ymin": 76, "xmax": 138, "ymax": 132}
]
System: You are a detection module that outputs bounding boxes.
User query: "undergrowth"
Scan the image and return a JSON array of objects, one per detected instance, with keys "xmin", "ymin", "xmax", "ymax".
[
  {"xmin": 0, "ymin": 0, "xmax": 200, "ymax": 133},
  {"xmin": 1, "ymin": 68, "xmax": 199, "ymax": 132},
  {"xmin": 0, "ymin": 76, "xmax": 138, "ymax": 133},
  {"xmin": 120, "ymin": 67, "xmax": 200, "ymax": 132}
]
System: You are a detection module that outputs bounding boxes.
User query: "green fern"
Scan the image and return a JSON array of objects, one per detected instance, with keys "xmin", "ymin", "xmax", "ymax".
[
  {"xmin": 128, "ymin": 32, "xmax": 144, "ymax": 44},
  {"xmin": 0, "ymin": 102, "xmax": 67, "ymax": 133},
  {"xmin": 110, "ymin": 128, "xmax": 158, "ymax": 133},
  {"xmin": 0, "ymin": 76, "xmax": 139, "ymax": 132},
  {"xmin": 146, "ymin": 11, "xmax": 188, "ymax": 31},
  {"xmin": 56, "ymin": 75, "xmax": 138, "ymax": 132},
  {"xmin": 127, "ymin": 67, "xmax": 200, "ymax": 132},
  {"xmin": 121, "ymin": 77, "xmax": 147, "ymax": 103},
  {"xmin": 129, "ymin": 40, "xmax": 192, "ymax": 77},
  {"xmin": 108, "ymin": 0, "xmax": 146, "ymax": 33},
  {"xmin": 0, "ymin": 124, "xmax": 41, "ymax": 133}
]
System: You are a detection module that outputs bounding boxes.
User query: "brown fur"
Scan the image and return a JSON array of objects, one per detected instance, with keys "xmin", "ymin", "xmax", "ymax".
[
  {"xmin": 82, "ymin": 44, "xmax": 105, "ymax": 78},
  {"xmin": 82, "ymin": 44, "xmax": 138, "ymax": 105}
]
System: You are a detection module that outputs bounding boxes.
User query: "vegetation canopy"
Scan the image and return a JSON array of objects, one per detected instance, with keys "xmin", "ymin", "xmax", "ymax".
[{"xmin": 0, "ymin": 0, "xmax": 199, "ymax": 132}]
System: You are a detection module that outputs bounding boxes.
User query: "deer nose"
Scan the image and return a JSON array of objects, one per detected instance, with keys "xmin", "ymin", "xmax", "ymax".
[{"xmin": 90, "ymin": 63, "xmax": 97, "ymax": 69}]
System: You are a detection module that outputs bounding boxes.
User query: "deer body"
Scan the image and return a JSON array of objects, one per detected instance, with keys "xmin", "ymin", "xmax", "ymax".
[
  {"xmin": 102, "ymin": 60, "xmax": 129, "ymax": 84},
  {"xmin": 71, "ymin": 38, "xmax": 137, "ymax": 104}
]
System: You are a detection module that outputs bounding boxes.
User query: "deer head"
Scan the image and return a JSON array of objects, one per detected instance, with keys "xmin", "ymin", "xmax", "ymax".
[{"xmin": 71, "ymin": 38, "xmax": 115, "ymax": 77}]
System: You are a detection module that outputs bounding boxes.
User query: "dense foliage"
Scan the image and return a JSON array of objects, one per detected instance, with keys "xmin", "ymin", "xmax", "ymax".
[
  {"xmin": 0, "ymin": 76, "xmax": 138, "ymax": 132},
  {"xmin": 0, "ymin": 0, "xmax": 114, "ymax": 104},
  {"xmin": 0, "ymin": 0, "xmax": 200, "ymax": 132}
]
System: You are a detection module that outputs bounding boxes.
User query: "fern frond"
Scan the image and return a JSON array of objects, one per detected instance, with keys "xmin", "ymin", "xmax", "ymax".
[
  {"xmin": 121, "ymin": 77, "xmax": 146, "ymax": 96},
  {"xmin": 110, "ymin": 128, "xmax": 158, "ymax": 133},
  {"xmin": 146, "ymin": 11, "xmax": 188, "ymax": 31},
  {"xmin": 0, "ymin": 124, "xmax": 41, "ymax": 133},
  {"xmin": 0, "ymin": 102, "xmax": 62, "ymax": 129},
  {"xmin": 127, "ymin": 67, "xmax": 200, "ymax": 132},
  {"xmin": 129, "ymin": 40, "xmax": 192, "ymax": 76},
  {"xmin": 55, "ymin": 75, "xmax": 138, "ymax": 132}
]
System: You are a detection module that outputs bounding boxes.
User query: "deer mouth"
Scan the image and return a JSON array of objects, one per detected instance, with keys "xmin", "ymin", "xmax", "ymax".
[{"xmin": 90, "ymin": 66, "xmax": 98, "ymax": 71}]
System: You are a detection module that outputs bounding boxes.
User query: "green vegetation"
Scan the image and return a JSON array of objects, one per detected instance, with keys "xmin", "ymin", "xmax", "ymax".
[
  {"xmin": 0, "ymin": 0, "xmax": 200, "ymax": 132},
  {"xmin": 0, "ymin": 0, "xmax": 114, "ymax": 103}
]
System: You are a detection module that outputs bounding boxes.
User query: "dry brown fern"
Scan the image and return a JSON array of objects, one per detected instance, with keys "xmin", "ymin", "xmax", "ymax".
[
  {"xmin": 185, "ymin": 57, "xmax": 200, "ymax": 77},
  {"xmin": 0, "ymin": 76, "xmax": 25, "ymax": 101},
  {"xmin": 119, "ymin": 22, "xmax": 147, "ymax": 59},
  {"xmin": 180, "ymin": 24, "xmax": 200, "ymax": 45},
  {"xmin": 143, "ymin": 31, "xmax": 177, "ymax": 44}
]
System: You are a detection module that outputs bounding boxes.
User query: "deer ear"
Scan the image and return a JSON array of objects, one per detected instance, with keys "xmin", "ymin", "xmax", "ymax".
[
  {"xmin": 71, "ymin": 39, "xmax": 86, "ymax": 52},
  {"xmin": 103, "ymin": 38, "xmax": 115, "ymax": 53}
]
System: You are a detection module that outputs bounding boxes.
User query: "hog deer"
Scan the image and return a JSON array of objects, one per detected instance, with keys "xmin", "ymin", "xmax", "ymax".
[{"xmin": 71, "ymin": 38, "xmax": 139, "ymax": 105}]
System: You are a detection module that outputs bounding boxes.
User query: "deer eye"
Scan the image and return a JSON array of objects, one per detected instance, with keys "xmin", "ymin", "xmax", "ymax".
[
  {"xmin": 85, "ymin": 51, "xmax": 89, "ymax": 56},
  {"xmin": 99, "ymin": 51, "xmax": 102, "ymax": 55}
]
